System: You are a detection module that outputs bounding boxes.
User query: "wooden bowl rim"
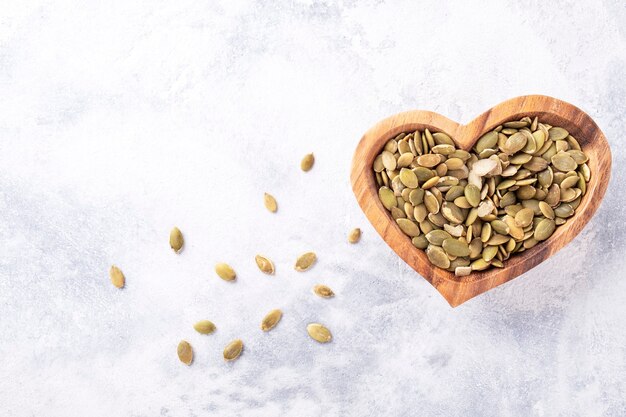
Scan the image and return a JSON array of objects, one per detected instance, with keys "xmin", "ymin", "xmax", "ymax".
[{"xmin": 350, "ymin": 95, "xmax": 612, "ymax": 307}]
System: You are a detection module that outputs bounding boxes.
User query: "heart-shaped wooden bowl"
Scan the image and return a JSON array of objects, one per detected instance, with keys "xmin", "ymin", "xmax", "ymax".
[{"xmin": 351, "ymin": 95, "xmax": 612, "ymax": 307}]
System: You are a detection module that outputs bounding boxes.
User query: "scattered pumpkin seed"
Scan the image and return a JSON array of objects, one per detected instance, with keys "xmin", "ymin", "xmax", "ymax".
[
  {"xmin": 109, "ymin": 265, "xmax": 125, "ymax": 289},
  {"xmin": 348, "ymin": 228, "xmax": 361, "ymax": 243},
  {"xmin": 261, "ymin": 310, "xmax": 282, "ymax": 331},
  {"xmin": 223, "ymin": 339, "xmax": 244, "ymax": 361},
  {"xmin": 313, "ymin": 284, "xmax": 335, "ymax": 298},
  {"xmin": 301, "ymin": 153, "xmax": 315, "ymax": 171},
  {"xmin": 295, "ymin": 252, "xmax": 317, "ymax": 271},
  {"xmin": 255, "ymin": 255, "xmax": 275, "ymax": 274},
  {"xmin": 193, "ymin": 320, "xmax": 216, "ymax": 334},
  {"xmin": 177, "ymin": 340, "xmax": 193, "ymax": 365},
  {"xmin": 215, "ymin": 263, "xmax": 236, "ymax": 281},
  {"xmin": 307, "ymin": 323, "xmax": 332, "ymax": 343},
  {"xmin": 170, "ymin": 227, "xmax": 184, "ymax": 253},
  {"xmin": 264, "ymin": 193, "xmax": 278, "ymax": 212}
]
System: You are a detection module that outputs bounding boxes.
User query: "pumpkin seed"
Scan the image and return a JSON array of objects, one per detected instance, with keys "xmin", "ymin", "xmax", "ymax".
[
  {"xmin": 399, "ymin": 168, "xmax": 419, "ymax": 188},
  {"xmin": 109, "ymin": 265, "xmax": 125, "ymax": 289},
  {"xmin": 255, "ymin": 255, "xmax": 275, "ymax": 274},
  {"xmin": 170, "ymin": 227, "xmax": 184, "ymax": 253},
  {"xmin": 295, "ymin": 252, "xmax": 317, "ymax": 271},
  {"xmin": 177, "ymin": 340, "xmax": 193, "ymax": 365},
  {"xmin": 514, "ymin": 208, "xmax": 534, "ymax": 228},
  {"xmin": 215, "ymin": 263, "xmax": 236, "ymax": 281},
  {"xmin": 301, "ymin": 153, "xmax": 315, "ymax": 171},
  {"xmin": 307, "ymin": 323, "xmax": 332, "ymax": 343},
  {"xmin": 534, "ymin": 219, "xmax": 556, "ymax": 241},
  {"xmin": 379, "ymin": 187, "xmax": 397, "ymax": 210},
  {"xmin": 549, "ymin": 127, "xmax": 569, "ymax": 141},
  {"xmin": 396, "ymin": 218, "xmax": 421, "ymax": 237},
  {"xmin": 194, "ymin": 320, "xmax": 216, "ymax": 334},
  {"xmin": 313, "ymin": 285, "xmax": 335, "ymax": 298},
  {"xmin": 223, "ymin": 339, "xmax": 244, "ymax": 361},
  {"xmin": 426, "ymin": 245, "xmax": 450, "ymax": 268},
  {"xmin": 442, "ymin": 238, "xmax": 470, "ymax": 257},
  {"xmin": 348, "ymin": 228, "xmax": 361, "ymax": 244},
  {"xmin": 261, "ymin": 310, "xmax": 282, "ymax": 331},
  {"xmin": 382, "ymin": 151, "xmax": 396, "ymax": 171},
  {"xmin": 264, "ymin": 193, "xmax": 278, "ymax": 212}
]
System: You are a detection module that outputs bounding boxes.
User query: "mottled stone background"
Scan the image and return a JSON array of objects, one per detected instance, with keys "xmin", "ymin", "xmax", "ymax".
[{"xmin": 1, "ymin": 1, "xmax": 625, "ymax": 416}]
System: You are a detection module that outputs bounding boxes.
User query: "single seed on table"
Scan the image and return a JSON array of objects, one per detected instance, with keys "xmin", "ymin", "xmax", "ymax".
[
  {"xmin": 295, "ymin": 252, "xmax": 317, "ymax": 271},
  {"xmin": 109, "ymin": 265, "xmax": 125, "ymax": 289},
  {"xmin": 193, "ymin": 320, "xmax": 216, "ymax": 334},
  {"xmin": 301, "ymin": 153, "xmax": 315, "ymax": 171},
  {"xmin": 215, "ymin": 263, "xmax": 236, "ymax": 281},
  {"xmin": 177, "ymin": 340, "xmax": 193, "ymax": 365},
  {"xmin": 348, "ymin": 228, "xmax": 361, "ymax": 243},
  {"xmin": 170, "ymin": 227, "xmax": 184, "ymax": 253},
  {"xmin": 313, "ymin": 284, "xmax": 335, "ymax": 298},
  {"xmin": 261, "ymin": 309, "xmax": 282, "ymax": 331},
  {"xmin": 223, "ymin": 339, "xmax": 244, "ymax": 361},
  {"xmin": 307, "ymin": 323, "xmax": 332, "ymax": 343},
  {"xmin": 255, "ymin": 255, "xmax": 275, "ymax": 274},
  {"xmin": 264, "ymin": 193, "xmax": 278, "ymax": 212}
]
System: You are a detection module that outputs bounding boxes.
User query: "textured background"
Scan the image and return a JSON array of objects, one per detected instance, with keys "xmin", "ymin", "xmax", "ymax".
[{"xmin": 1, "ymin": 1, "xmax": 625, "ymax": 416}]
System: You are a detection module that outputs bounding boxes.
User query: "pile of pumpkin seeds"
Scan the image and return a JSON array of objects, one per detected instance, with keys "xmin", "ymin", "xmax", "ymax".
[{"xmin": 373, "ymin": 116, "xmax": 591, "ymax": 276}]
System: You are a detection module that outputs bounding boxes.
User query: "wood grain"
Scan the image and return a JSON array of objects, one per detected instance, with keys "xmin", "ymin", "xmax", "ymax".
[{"xmin": 350, "ymin": 95, "xmax": 612, "ymax": 307}]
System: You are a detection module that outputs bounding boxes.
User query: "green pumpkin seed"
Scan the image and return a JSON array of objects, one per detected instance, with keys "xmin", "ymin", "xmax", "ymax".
[
  {"xmin": 551, "ymin": 152, "xmax": 577, "ymax": 171},
  {"xmin": 396, "ymin": 218, "xmax": 421, "ymax": 237},
  {"xmin": 538, "ymin": 201, "xmax": 555, "ymax": 219},
  {"xmin": 382, "ymin": 151, "xmax": 396, "ymax": 171},
  {"xmin": 534, "ymin": 219, "xmax": 556, "ymax": 241},
  {"xmin": 399, "ymin": 168, "xmax": 419, "ymax": 188},
  {"xmin": 442, "ymin": 238, "xmax": 470, "ymax": 257},
  {"xmin": 433, "ymin": 132, "xmax": 455, "ymax": 145},
  {"xmin": 412, "ymin": 235, "xmax": 429, "ymax": 249},
  {"xmin": 426, "ymin": 230, "xmax": 452, "ymax": 245},
  {"xmin": 549, "ymin": 127, "xmax": 569, "ymax": 141},
  {"xmin": 417, "ymin": 154, "xmax": 441, "ymax": 168},
  {"xmin": 514, "ymin": 208, "xmax": 534, "ymax": 228},
  {"xmin": 379, "ymin": 186, "xmax": 397, "ymax": 210},
  {"xmin": 426, "ymin": 245, "xmax": 450, "ymax": 268}
]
